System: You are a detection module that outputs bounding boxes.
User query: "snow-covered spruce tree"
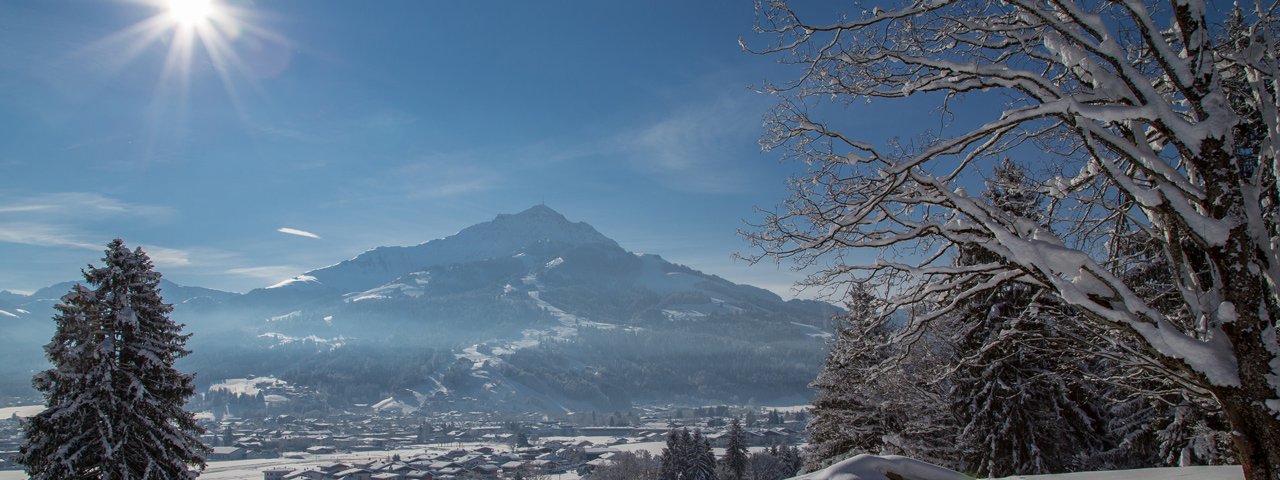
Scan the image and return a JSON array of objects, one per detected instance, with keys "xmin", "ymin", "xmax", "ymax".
[
  {"xmin": 803, "ymin": 287, "xmax": 892, "ymax": 471},
  {"xmin": 744, "ymin": 1, "xmax": 1280, "ymax": 477},
  {"xmin": 945, "ymin": 161, "xmax": 1106, "ymax": 476},
  {"xmin": 660, "ymin": 428, "xmax": 691, "ymax": 480},
  {"xmin": 804, "ymin": 286, "xmax": 957, "ymax": 471},
  {"xmin": 722, "ymin": 417, "xmax": 748, "ymax": 480},
  {"xmin": 690, "ymin": 430, "xmax": 717, "ymax": 480},
  {"xmin": 18, "ymin": 239, "xmax": 207, "ymax": 479}
]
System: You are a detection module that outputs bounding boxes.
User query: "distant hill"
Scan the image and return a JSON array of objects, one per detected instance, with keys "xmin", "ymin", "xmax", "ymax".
[{"xmin": 1, "ymin": 206, "xmax": 840, "ymax": 412}]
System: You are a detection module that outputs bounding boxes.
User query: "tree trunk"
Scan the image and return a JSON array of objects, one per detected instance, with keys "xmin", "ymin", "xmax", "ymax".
[
  {"xmin": 1198, "ymin": 137, "xmax": 1280, "ymax": 480},
  {"xmin": 1215, "ymin": 389, "xmax": 1280, "ymax": 480}
]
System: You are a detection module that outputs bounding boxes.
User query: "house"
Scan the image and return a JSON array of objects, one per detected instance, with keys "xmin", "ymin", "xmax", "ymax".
[
  {"xmin": 283, "ymin": 470, "xmax": 329, "ymax": 480},
  {"xmin": 334, "ymin": 467, "xmax": 372, "ymax": 480},
  {"xmin": 209, "ymin": 446, "xmax": 247, "ymax": 461},
  {"xmin": 262, "ymin": 467, "xmax": 295, "ymax": 480},
  {"xmin": 306, "ymin": 445, "xmax": 338, "ymax": 455}
]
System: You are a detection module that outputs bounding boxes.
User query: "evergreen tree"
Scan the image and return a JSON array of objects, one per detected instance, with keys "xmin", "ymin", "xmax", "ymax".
[
  {"xmin": 19, "ymin": 240, "xmax": 208, "ymax": 479},
  {"xmin": 722, "ymin": 418, "xmax": 748, "ymax": 480},
  {"xmin": 803, "ymin": 286, "xmax": 895, "ymax": 470},
  {"xmin": 660, "ymin": 429, "xmax": 689, "ymax": 480},
  {"xmin": 690, "ymin": 431, "xmax": 716, "ymax": 480},
  {"xmin": 945, "ymin": 161, "xmax": 1105, "ymax": 476}
]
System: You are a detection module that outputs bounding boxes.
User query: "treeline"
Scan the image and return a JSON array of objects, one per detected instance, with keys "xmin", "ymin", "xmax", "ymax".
[{"xmin": 590, "ymin": 423, "xmax": 803, "ymax": 480}]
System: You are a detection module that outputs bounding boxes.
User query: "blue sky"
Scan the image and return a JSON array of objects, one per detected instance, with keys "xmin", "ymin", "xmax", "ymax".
[{"xmin": 0, "ymin": 0, "xmax": 889, "ymax": 297}]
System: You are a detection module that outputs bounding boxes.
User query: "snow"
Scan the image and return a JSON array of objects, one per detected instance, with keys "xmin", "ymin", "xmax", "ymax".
[
  {"xmin": 267, "ymin": 310, "xmax": 302, "ymax": 322},
  {"xmin": 345, "ymin": 293, "xmax": 389, "ymax": 302},
  {"xmin": 371, "ymin": 396, "xmax": 417, "ymax": 414},
  {"xmin": 662, "ymin": 309, "xmax": 708, "ymax": 321},
  {"xmin": 791, "ymin": 321, "xmax": 833, "ymax": 339},
  {"xmin": 0, "ymin": 404, "xmax": 44, "ymax": 419},
  {"xmin": 267, "ymin": 275, "xmax": 320, "ymax": 289},
  {"xmin": 789, "ymin": 454, "xmax": 1242, "ymax": 480},
  {"xmin": 994, "ymin": 465, "xmax": 1242, "ymax": 480},
  {"xmin": 1216, "ymin": 302, "xmax": 1237, "ymax": 324},
  {"xmin": 792, "ymin": 454, "xmax": 969, "ymax": 480},
  {"xmin": 207, "ymin": 376, "xmax": 287, "ymax": 396},
  {"xmin": 259, "ymin": 332, "xmax": 346, "ymax": 349}
]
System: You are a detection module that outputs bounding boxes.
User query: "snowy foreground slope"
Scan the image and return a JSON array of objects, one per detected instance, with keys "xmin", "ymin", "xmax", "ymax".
[
  {"xmin": 0, "ymin": 452, "xmax": 1244, "ymax": 479},
  {"xmin": 794, "ymin": 454, "xmax": 1243, "ymax": 480}
]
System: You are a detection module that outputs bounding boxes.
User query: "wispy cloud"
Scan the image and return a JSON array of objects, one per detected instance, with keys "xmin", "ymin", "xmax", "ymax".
[
  {"xmin": 347, "ymin": 154, "xmax": 501, "ymax": 202},
  {"xmin": 0, "ymin": 222, "xmax": 101, "ymax": 250},
  {"xmin": 612, "ymin": 95, "xmax": 765, "ymax": 193},
  {"xmin": 0, "ymin": 192, "xmax": 175, "ymax": 221},
  {"xmin": 277, "ymin": 227, "xmax": 322, "ymax": 240},
  {"xmin": 138, "ymin": 244, "xmax": 193, "ymax": 268}
]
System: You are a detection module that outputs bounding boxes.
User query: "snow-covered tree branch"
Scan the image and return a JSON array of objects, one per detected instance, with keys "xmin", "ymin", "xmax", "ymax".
[{"xmin": 744, "ymin": 1, "xmax": 1280, "ymax": 478}]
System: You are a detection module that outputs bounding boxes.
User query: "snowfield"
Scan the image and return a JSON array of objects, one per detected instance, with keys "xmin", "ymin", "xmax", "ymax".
[
  {"xmin": 793, "ymin": 454, "xmax": 1243, "ymax": 480},
  {"xmin": 0, "ymin": 404, "xmax": 43, "ymax": 419},
  {"xmin": 0, "ymin": 446, "xmax": 1244, "ymax": 479}
]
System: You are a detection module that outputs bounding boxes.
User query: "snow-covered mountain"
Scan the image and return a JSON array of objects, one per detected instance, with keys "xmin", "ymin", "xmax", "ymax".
[
  {"xmin": 4, "ymin": 206, "xmax": 840, "ymax": 412},
  {"xmin": 253, "ymin": 205, "xmax": 619, "ymax": 297}
]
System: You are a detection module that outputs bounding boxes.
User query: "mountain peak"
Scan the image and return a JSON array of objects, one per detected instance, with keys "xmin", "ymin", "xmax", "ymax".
[
  {"xmin": 466, "ymin": 205, "xmax": 616, "ymax": 249},
  {"xmin": 514, "ymin": 204, "xmax": 562, "ymax": 218},
  {"xmin": 263, "ymin": 206, "xmax": 620, "ymax": 295}
]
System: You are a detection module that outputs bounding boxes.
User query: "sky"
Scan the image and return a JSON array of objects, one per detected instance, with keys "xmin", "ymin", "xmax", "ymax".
[{"xmin": 0, "ymin": 0, "xmax": 895, "ymax": 298}]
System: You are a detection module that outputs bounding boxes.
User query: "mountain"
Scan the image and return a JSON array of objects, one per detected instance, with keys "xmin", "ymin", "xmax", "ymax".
[
  {"xmin": 3, "ymin": 206, "xmax": 841, "ymax": 413},
  {"xmin": 253, "ymin": 205, "xmax": 619, "ymax": 298}
]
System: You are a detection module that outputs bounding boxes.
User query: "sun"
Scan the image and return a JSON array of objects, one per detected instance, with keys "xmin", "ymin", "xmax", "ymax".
[{"xmin": 167, "ymin": 0, "xmax": 213, "ymax": 26}]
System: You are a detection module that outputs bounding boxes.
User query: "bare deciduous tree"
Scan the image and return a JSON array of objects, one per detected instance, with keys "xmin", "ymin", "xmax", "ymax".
[{"xmin": 742, "ymin": 1, "xmax": 1280, "ymax": 478}]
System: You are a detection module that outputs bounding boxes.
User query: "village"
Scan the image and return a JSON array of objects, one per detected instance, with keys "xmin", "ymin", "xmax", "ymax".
[{"xmin": 1, "ymin": 400, "xmax": 807, "ymax": 479}]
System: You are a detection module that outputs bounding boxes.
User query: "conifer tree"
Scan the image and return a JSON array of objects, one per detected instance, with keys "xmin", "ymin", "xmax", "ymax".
[
  {"xmin": 945, "ymin": 161, "xmax": 1105, "ymax": 476},
  {"xmin": 722, "ymin": 417, "xmax": 748, "ymax": 480},
  {"xmin": 19, "ymin": 240, "xmax": 207, "ymax": 479},
  {"xmin": 660, "ymin": 428, "xmax": 689, "ymax": 480},
  {"xmin": 804, "ymin": 286, "xmax": 893, "ymax": 470},
  {"xmin": 690, "ymin": 430, "xmax": 717, "ymax": 480}
]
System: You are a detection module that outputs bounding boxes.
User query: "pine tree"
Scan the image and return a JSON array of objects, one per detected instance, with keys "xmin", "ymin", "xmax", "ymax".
[
  {"xmin": 722, "ymin": 417, "xmax": 747, "ymax": 480},
  {"xmin": 18, "ymin": 240, "xmax": 208, "ymax": 479}
]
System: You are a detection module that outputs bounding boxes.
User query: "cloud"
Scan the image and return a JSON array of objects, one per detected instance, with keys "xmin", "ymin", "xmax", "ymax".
[
  {"xmin": 612, "ymin": 95, "xmax": 765, "ymax": 193},
  {"xmin": 277, "ymin": 227, "xmax": 322, "ymax": 240},
  {"xmin": 348, "ymin": 154, "xmax": 501, "ymax": 202},
  {"xmin": 0, "ymin": 222, "xmax": 101, "ymax": 250},
  {"xmin": 138, "ymin": 244, "xmax": 193, "ymax": 267},
  {"xmin": 0, "ymin": 192, "xmax": 175, "ymax": 221}
]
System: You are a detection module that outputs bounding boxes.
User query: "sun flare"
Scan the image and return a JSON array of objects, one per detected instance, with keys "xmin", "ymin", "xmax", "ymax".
[{"xmin": 167, "ymin": 0, "xmax": 212, "ymax": 26}]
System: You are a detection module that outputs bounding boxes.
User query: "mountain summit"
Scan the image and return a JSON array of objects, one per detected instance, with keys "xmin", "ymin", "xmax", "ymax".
[{"xmin": 263, "ymin": 205, "xmax": 618, "ymax": 295}]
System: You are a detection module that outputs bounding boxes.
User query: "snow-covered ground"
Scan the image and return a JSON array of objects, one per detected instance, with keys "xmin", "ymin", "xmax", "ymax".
[
  {"xmin": 0, "ymin": 404, "xmax": 42, "ymax": 419},
  {"xmin": 0, "ymin": 442, "xmax": 583, "ymax": 480},
  {"xmin": 995, "ymin": 465, "xmax": 1242, "ymax": 480},
  {"xmin": 793, "ymin": 454, "xmax": 1244, "ymax": 480},
  {"xmin": 207, "ymin": 376, "xmax": 287, "ymax": 396},
  {"xmin": 0, "ymin": 442, "xmax": 1244, "ymax": 480}
]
